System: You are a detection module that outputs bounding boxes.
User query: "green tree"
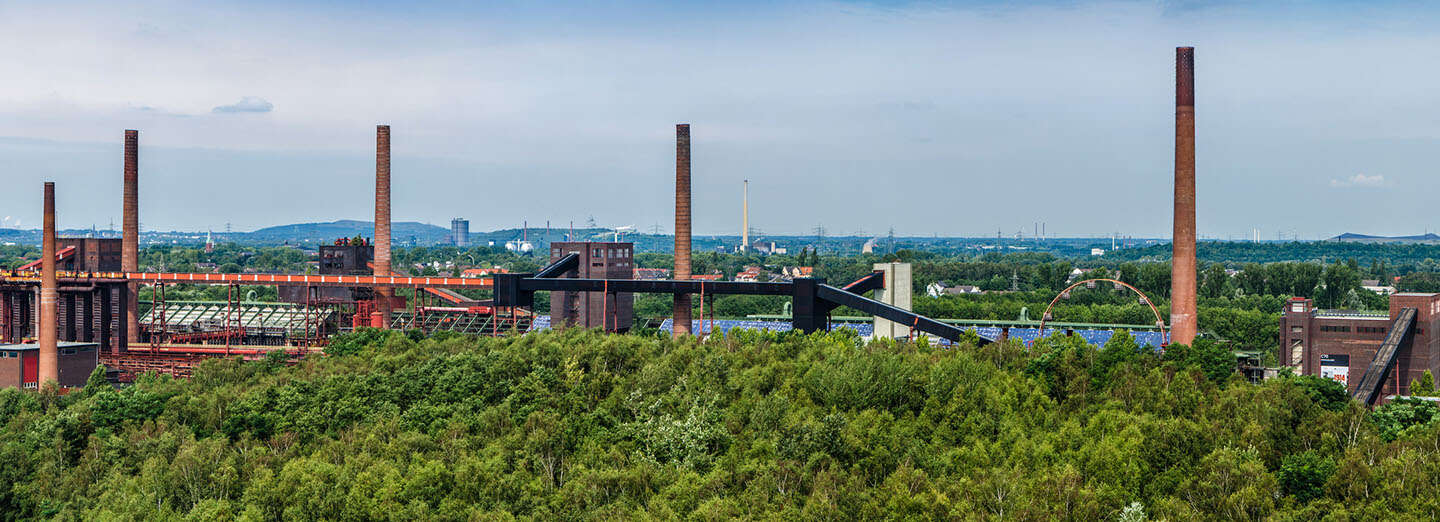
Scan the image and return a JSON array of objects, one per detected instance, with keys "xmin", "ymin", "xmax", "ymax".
[
  {"xmin": 1291, "ymin": 375, "xmax": 1350, "ymax": 411},
  {"xmin": 1236, "ymin": 263, "xmax": 1266, "ymax": 296},
  {"xmin": 1370, "ymin": 397, "xmax": 1440, "ymax": 441},
  {"xmin": 1278, "ymin": 450, "xmax": 1336, "ymax": 502},
  {"xmin": 1163, "ymin": 338, "xmax": 1234, "ymax": 383},
  {"xmin": 1201, "ymin": 264, "xmax": 1230, "ymax": 299},
  {"xmin": 1137, "ymin": 263, "xmax": 1171, "ymax": 298},
  {"xmin": 1318, "ymin": 262, "xmax": 1361, "ymax": 308},
  {"xmin": 1409, "ymin": 370, "xmax": 1436, "ymax": 397}
]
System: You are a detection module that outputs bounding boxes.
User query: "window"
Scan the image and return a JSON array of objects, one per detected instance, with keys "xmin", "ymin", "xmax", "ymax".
[
  {"xmin": 1291, "ymin": 326, "xmax": 1303, "ymax": 333},
  {"xmin": 61, "ymin": 348, "xmax": 76, "ymax": 355},
  {"xmin": 1320, "ymin": 325, "xmax": 1351, "ymax": 333}
]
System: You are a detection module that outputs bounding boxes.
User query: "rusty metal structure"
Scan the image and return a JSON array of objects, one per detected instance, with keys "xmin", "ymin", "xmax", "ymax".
[
  {"xmin": 1170, "ymin": 47, "xmax": 1198, "ymax": 346},
  {"xmin": 0, "ymin": 125, "xmax": 512, "ymax": 383},
  {"xmin": 1037, "ymin": 279, "xmax": 1167, "ymax": 345}
]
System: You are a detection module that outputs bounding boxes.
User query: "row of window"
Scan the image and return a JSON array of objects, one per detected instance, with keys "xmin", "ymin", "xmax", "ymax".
[
  {"xmin": 592, "ymin": 248, "xmax": 632, "ymax": 259},
  {"xmin": 1301, "ymin": 324, "xmax": 1400, "ymax": 335}
]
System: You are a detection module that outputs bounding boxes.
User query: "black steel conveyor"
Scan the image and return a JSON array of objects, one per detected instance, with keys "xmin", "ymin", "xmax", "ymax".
[{"xmin": 1352, "ymin": 307, "xmax": 1416, "ymax": 406}]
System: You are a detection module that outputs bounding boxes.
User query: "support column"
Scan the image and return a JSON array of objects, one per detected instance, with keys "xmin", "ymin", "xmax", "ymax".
[{"xmin": 872, "ymin": 262, "xmax": 913, "ymax": 339}]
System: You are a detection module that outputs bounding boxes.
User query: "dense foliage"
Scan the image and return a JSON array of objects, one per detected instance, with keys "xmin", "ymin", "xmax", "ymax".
[
  {"xmin": 1100, "ymin": 240, "xmax": 1440, "ymax": 268},
  {"xmin": 1, "ymin": 330, "xmax": 1438, "ymax": 519}
]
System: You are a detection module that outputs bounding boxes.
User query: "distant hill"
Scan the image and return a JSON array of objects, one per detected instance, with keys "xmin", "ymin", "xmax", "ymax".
[
  {"xmin": 1329, "ymin": 233, "xmax": 1440, "ymax": 245},
  {"xmin": 245, "ymin": 220, "xmax": 450, "ymax": 245}
]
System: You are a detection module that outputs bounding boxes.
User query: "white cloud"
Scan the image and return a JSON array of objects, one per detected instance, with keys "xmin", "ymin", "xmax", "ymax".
[
  {"xmin": 1330, "ymin": 174, "xmax": 1386, "ymax": 188},
  {"xmin": 212, "ymin": 96, "xmax": 273, "ymax": 114}
]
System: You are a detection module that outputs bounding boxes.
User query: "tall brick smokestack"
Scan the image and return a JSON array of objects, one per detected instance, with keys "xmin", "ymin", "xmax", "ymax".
[
  {"xmin": 375, "ymin": 125, "xmax": 393, "ymax": 327},
  {"xmin": 1170, "ymin": 47, "xmax": 1198, "ymax": 345},
  {"xmin": 39, "ymin": 182, "xmax": 58, "ymax": 384},
  {"xmin": 123, "ymin": 130, "xmax": 139, "ymax": 345},
  {"xmin": 673, "ymin": 124, "xmax": 692, "ymax": 336}
]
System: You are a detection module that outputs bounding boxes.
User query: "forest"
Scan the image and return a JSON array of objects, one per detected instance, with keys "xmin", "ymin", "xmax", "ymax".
[{"xmin": 1, "ymin": 329, "xmax": 1438, "ymax": 519}]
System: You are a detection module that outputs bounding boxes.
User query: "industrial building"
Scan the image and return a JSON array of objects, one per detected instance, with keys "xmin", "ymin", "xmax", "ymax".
[
  {"xmin": 547, "ymin": 241, "xmax": 634, "ymax": 331},
  {"xmin": 1280, "ymin": 294, "xmax": 1440, "ymax": 404},
  {"xmin": 0, "ymin": 237, "xmax": 130, "ymax": 355},
  {"xmin": 0, "ymin": 341, "xmax": 99, "ymax": 389}
]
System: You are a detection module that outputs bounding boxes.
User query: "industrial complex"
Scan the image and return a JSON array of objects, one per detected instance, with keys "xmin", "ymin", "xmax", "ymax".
[{"xmin": 1, "ymin": 47, "xmax": 1434, "ymax": 407}]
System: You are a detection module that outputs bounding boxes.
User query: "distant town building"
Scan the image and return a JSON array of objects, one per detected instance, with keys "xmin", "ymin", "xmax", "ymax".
[
  {"xmin": 781, "ymin": 266, "xmax": 814, "ymax": 279},
  {"xmin": 462, "ymin": 267, "xmax": 508, "ymax": 278},
  {"xmin": 926, "ymin": 282, "xmax": 984, "ymax": 298},
  {"xmin": 450, "ymin": 218, "xmax": 470, "ymax": 247},
  {"xmin": 634, "ymin": 267, "xmax": 671, "ymax": 280},
  {"xmin": 735, "ymin": 266, "xmax": 763, "ymax": 282},
  {"xmin": 1090, "ymin": 248, "xmax": 1106, "ymax": 256},
  {"xmin": 1362, "ymin": 279, "xmax": 1397, "ymax": 296}
]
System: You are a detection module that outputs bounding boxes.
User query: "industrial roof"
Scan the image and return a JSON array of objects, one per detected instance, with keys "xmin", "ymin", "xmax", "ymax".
[
  {"xmin": 0, "ymin": 341, "xmax": 100, "ymax": 351},
  {"xmin": 140, "ymin": 301, "xmax": 333, "ymax": 334}
]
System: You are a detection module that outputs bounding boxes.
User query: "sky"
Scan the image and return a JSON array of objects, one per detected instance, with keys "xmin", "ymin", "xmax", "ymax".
[{"xmin": 3, "ymin": 0, "xmax": 1440, "ymax": 239}]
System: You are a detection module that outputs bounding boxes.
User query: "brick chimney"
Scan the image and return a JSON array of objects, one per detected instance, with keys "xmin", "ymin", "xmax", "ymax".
[
  {"xmin": 39, "ymin": 182, "xmax": 58, "ymax": 384},
  {"xmin": 1170, "ymin": 47, "xmax": 1198, "ymax": 345},
  {"xmin": 673, "ymin": 124, "xmax": 692, "ymax": 336},
  {"xmin": 123, "ymin": 130, "xmax": 139, "ymax": 346},
  {"xmin": 374, "ymin": 125, "xmax": 393, "ymax": 327}
]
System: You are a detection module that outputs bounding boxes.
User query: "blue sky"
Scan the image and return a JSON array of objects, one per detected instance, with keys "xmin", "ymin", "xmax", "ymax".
[{"xmin": 2, "ymin": 0, "xmax": 1439, "ymax": 239}]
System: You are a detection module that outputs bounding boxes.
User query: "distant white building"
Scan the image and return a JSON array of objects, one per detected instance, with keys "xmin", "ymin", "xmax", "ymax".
[
  {"xmin": 1090, "ymin": 248, "xmax": 1106, "ymax": 256},
  {"xmin": 926, "ymin": 282, "xmax": 983, "ymax": 298},
  {"xmin": 1362, "ymin": 279, "xmax": 1397, "ymax": 296}
]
